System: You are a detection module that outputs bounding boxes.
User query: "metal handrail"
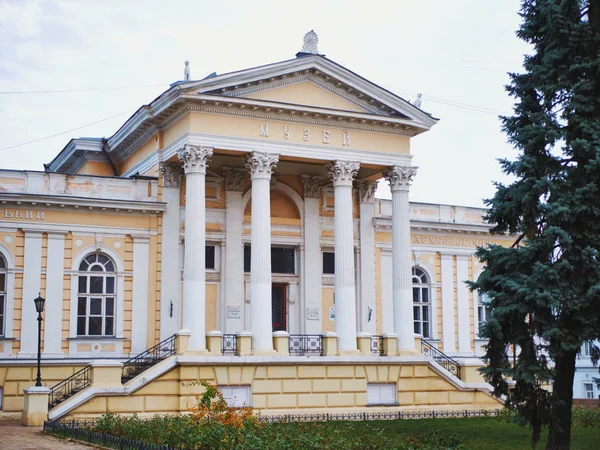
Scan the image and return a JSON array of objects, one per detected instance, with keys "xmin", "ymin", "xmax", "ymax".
[
  {"xmin": 421, "ymin": 339, "xmax": 462, "ymax": 379},
  {"xmin": 370, "ymin": 335, "xmax": 384, "ymax": 355},
  {"xmin": 121, "ymin": 334, "xmax": 177, "ymax": 384},
  {"xmin": 221, "ymin": 334, "xmax": 237, "ymax": 355},
  {"xmin": 48, "ymin": 365, "xmax": 91, "ymax": 409},
  {"xmin": 289, "ymin": 334, "xmax": 323, "ymax": 356}
]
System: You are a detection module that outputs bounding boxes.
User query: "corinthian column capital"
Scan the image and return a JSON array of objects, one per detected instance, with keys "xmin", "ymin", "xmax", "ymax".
[
  {"xmin": 301, "ymin": 175, "xmax": 326, "ymax": 198},
  {"xmin": 356, "ymin": 180, "xmax": 378, "ymax": 203},
  {"xmin": 327, "ymin": 161, "xmax": 360, "ymax": 187},
  {"xmin": 177, "ymin": 145, "xmax": 213, "ymax": 174},
  {"xmin": 222, "ymin": 167, "xmax": 247, "ymax": 192},
  {"xmin": 245, "ymin": 152, "xmax": 279, "ymax": 180},
  {"xmin": 159, "ymin": 162, "xmax": 184, "ymax": 188},
  {"xmin": 383, "ymin": 165, "xmax": 418, "ymax": 192}
]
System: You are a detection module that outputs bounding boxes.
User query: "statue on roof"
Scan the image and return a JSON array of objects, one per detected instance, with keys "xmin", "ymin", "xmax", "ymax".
[
  {"xmin": 184, "ymin": 60, "xmax": 191, "ymax": 81},
  {"xmin": 412, "ymin": 93, "xmax": 422, "ymax": 108},
  {"xmin": 301, "ymin": 30, "xmax": 319, "ymax": 54}
]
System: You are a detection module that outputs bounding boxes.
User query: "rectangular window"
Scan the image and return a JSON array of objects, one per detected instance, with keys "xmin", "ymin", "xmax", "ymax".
[
  {"xmin": 218, "ymin": 385, "xmax": 251, "ymax": 408},
  {"xmin": 206, "ymin": 245, "xmax": 216, "ymax": 270},
  {"xmin": 583, "ymin": 341, "xmax": 592, "ymax": 357},
  {"xmin": 323, "ymin": 252, "xmax": 335, "ymax": 274},
  {"xmin": 584, "ymin": 382, "xmax": 595, "ymax": 399},
  {"xmin": 367, "ymin": 383, "xmax": 397, "ymax": 405},
  {"xmin": 244, "ymin": 246, "xmax": 295, "ymax": 274},
  {"xmin": 0, "ymin": 293, "xmax": 4, "ymax": 337}
]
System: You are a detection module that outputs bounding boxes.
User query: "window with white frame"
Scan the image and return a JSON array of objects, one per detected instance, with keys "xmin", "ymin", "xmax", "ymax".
[
  {"xmin": 77, "ymin": 253, "xmax": 116, "ymax": 336},
  {"xmin": 582, "ymin": 341, "xmax": 592, "ymax": 358},
  {"xmin": 584, "ymin": 382, "xmax": 595, "ymax": 399},
  {"xmin": 218, "ymin": 385, "xmax": 251, "ymax": 407},
  {"xmin": 367, "ymin": 383, "xmax": 397, "ymax": 405},
  {"xmin": 412, "ymin": 268, "xmax": 430, "ymax": 338},
  {"xmin": 0, "ymin": 254, "xmax": 6, "ymax": 336},
  {"xmin": 477, "ymin": 292, "xmax": 492, "ymax": 337}
]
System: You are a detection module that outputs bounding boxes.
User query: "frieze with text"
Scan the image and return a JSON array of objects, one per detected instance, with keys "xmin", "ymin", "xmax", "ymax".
[
  {"xmin": 259, "ymin": 123, "xmax": 351, "ymax": 146},
  {"xmin": 2, "ymin": 210, "xmax": 45, "ymax": 221}
]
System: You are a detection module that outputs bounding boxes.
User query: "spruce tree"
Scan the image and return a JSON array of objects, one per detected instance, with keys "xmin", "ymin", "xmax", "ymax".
[{"xmin": 470, "ymin": 1, "xmax": 600, "ymax": 448}]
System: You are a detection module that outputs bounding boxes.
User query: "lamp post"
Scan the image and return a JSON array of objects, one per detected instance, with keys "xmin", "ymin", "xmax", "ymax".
[{"xmin": 33, "ymin": 294, "xmax": 45, "ymax": 387}]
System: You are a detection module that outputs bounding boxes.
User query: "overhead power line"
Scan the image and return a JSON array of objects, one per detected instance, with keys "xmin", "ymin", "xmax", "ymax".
[
  {"xmin": 0, "ymin": 83, "xmax": 167, "ymax": 95},
  {"xmin": 0, "ymin": 109, "xmax": 135, "ymax": 153}
]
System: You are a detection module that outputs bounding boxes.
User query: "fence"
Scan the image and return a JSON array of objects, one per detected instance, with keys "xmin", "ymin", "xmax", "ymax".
[{"xmin": 288, "ymin": 334, "xmax": 324, "ymax": 355}]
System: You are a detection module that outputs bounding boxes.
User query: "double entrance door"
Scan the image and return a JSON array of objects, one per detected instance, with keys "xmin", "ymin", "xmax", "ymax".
[{"xmin": 271, "ymin": 283, "xmax": 287, "ymax": 332}]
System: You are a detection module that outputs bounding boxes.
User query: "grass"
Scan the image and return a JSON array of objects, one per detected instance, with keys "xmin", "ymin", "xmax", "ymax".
[{"xmin": 357, "ymin": 417, "xmax": 600, "ymax": 449}]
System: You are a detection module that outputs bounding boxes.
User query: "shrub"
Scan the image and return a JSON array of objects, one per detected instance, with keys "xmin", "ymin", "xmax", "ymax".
[{"xmin": 572, "ymin": 405, "xmax": 600, "ymax": 428}]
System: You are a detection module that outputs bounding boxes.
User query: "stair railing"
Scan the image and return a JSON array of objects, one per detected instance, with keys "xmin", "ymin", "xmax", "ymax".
[
  {"xmin": 421, "ymin": 340, "xmax": 462, "ymax": 380},
  {"xmin": 48, "ymin": 365, "xmax": 91, "ymax": 409},
  {"xmin": 121, "ymin": 334, "xmax": 177, "ymax": 384}
]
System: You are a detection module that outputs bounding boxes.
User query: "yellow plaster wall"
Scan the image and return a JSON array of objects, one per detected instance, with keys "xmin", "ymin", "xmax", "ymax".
[
  {"xmin": 76, "ymin": 161, "xmax": 115, "ymax": 176},
  {"xmin": 244, "ymin": 190, "xmax": 300, "ymax": 220},
  {"xmin": 206, "ymin": 284, "xmax": 218, "ymax": 332},
  {"xmin": 119, "ymin": 133, "xmax": 160, "ymax": 175},
  {"xmin": 245, "ymin": 81, "xmax": 367, "ymax": 113},
  {"xmin": 321, "ymin": 288, "xmax": 335, "ymax": 333}
]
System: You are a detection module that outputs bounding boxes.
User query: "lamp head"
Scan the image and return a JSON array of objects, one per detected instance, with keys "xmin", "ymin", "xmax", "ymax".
[{"xmin": 34, "ymin": 294, "xmax": 45, "ymax": 314}]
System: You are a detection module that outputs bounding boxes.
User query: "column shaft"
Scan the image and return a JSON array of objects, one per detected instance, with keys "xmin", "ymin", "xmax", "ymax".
[
  {"xmin": 20, "ymin": 230, "xmax": 43, "ymax": 356},
  {"xmin": 328, "ymin": 161, "xmax": 360, "ymax": 352},
  {"xmin": 44, "ymin": 232, "xmax": 66, "ymax": 355},
  {"xmin": 357, "ymin": 181, "xmax": 377, "ymax": 334}
]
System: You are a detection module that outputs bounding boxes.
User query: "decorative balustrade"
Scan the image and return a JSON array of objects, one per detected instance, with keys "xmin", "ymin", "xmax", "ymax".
[
  {"xmin": 288, "ymin": 334, "xmax": 324, "ymax": 356},
  {"xmin": 121, "ymin": 334, "xmax": 177, "ymax": 384},
  {"xmin": 48, "ymin": 365, "xmax": 91, "ymax": 409},
  {"xmin": 421, "ymin": 339, "xmax": 462, "ymax": 379},
  {"xmin": 370, "ymin": 335, "xmax": 384, "ymax": 355},
  {"xmin": 221, "ymin": 334, "xmax": 238, "ymax": 355}
]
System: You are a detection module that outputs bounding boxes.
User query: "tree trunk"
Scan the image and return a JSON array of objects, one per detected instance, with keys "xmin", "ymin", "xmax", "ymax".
[{"xmin": 545, "ymin": 350, "xmax": 577, "ymax": 450}]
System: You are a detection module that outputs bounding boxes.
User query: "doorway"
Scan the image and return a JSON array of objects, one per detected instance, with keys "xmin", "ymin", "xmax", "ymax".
[{"xmin": 271, "ymin": 283, "xmax": 287, "ymax": 332}]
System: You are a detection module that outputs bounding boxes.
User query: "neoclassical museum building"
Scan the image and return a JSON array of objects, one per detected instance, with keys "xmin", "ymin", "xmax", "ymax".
[{"xmin": 0, "ymin": 34, "xmax": 527, "ymax": 421}]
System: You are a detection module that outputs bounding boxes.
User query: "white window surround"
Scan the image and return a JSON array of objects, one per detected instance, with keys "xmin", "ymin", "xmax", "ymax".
[
  {"xmin": 218, "ymin": 385, "xmax": 251, "ymax": 408},
  {"xmin": 367, "ymin": 383, "xmax": 397, "ymax": 405},
  {"xmin": 412, "ymin": 263, "xmax": 438, "ymax": 340},
  {"xmin": 69, "ymin": 245, "xmax": 126, "ymax": 355},
  {"xmin": 583, "ymin": 382, "xmax": 595, "ymax": 399},
  {"xmin": 0, "ymin": 245, "xmax": 16, "ymax": 350}
]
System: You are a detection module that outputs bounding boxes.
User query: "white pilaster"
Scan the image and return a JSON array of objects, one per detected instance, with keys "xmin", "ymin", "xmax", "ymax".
[
  {"xmin": 301, "ymin": 175, "xmax": 325, "ymax": 335},
  {"xmin": 441, "ymin": 253, "xmax": 456, "ymax": 353},
  {"xmin": 384, "ymin": 165, "xmax": 418, "ymax": 353},
  {"xmin": 20, "ymin": 230, "xmax": 43, "ymax": 356},
  {"xmin": 179, "ymin": 144, "xmax": 214, "ymax": 351},
  {"xmin": 159, "ymin": 162, "xmax": 183, "ymax": 340},
  {"xmin": 246, "ymin": 152, "xmax": 279, "ymax": 351},
  {"xmin": 380, "ymin": 250, "xmax": 395, "ymax": 334},
  {"xmin": 328, "ymin": 160, "xmax": 360, "ymax": 352},
  {"xmin": 456, "ymin": 255, "xmax": 471, "ymax": 354},
  {"xmin": 44, "ymin": 232, "xmax": 66, "ymax": 355},
  {"xmin": 223, "ymin": 167, "xmax": 246, "ymax": 334},
  {"xmin": 131, "ymin": 236, "xmax": 150, "ymax": 354},
  {"xmin": 357, "ymin": 180, "xmax": 377, "ymax": 334}
]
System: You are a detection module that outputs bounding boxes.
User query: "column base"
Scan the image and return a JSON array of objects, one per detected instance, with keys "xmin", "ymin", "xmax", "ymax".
[
  {"xmin": 337, "ymin": 349, "xmax": 361, "ymax": 356},
  {"xmin": 251, "ymin": 349, "xmax": 278, "ymax": 356}
]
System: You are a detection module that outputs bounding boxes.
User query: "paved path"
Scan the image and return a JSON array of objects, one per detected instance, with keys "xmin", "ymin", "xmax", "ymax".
[{"xmin": 0, "ymin": 421, "xmax": 93, "ymax": 449}]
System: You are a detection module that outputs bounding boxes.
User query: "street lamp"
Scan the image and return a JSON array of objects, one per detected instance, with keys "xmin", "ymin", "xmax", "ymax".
[{"xmin": 34, "ymin": 294, "xmax": 45, "ymax": 387}]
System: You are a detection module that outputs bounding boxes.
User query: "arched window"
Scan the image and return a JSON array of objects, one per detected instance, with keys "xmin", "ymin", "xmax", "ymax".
[
  {"xmin": 77, "ymin": 253, "xmax": 116, "ymax": 336},
  {"xmin": 0, "ymin": 254, "xmax": 6, "ymax": 336},
  {"xmin": 412, "ymin": 267, "xmax": 431, "ymax": 339}
]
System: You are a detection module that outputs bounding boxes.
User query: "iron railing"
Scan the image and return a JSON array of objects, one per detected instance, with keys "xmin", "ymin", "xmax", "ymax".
[
  {"xmin": 121, "ymin": 334, "xmax": 177, "ymax": 384},
  {"xmin": 370, "ymin": 335, "xmax": 384, "ymax": 355},
  {"xmin": 48, "ymin": 365, "xmax": 91, "ymax": 409},
  {"xmin": 288, "ymin": 334, "xmax": 323, "ymax": 356},
  {"xmin": 222, "ymin": 334, "xmax": 237, "ymax": 355},
  {"xmin": 44, "ymin": 420, "xmax": 174, "ymax": 450},
  {"xmin": 421, "ymin": 339, "xmax": 462, "ymax": 379}
]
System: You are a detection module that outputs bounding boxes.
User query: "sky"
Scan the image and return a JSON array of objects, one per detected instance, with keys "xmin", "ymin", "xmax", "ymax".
[{"xmin": 0, "ymin": 0, "xmax": 530, "ymax": 207}]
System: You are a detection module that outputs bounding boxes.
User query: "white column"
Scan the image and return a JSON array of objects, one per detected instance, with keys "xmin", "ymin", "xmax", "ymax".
[
  {"xmin": 456, "ymin": 255, "xmax": 471, "ymax": 354},
  {"xmin": 44, "ymin": 232, "xmax": 66, "ymax": 355},
  {"xmin": 384, "ymin": 165, "xmax": 418, "ymax": 352},
  {"xmin": 441, "ymin": 253, "xmax": 456, "ymax": 353},
  {"xmin": 159, "ymin": 162, "xmax": 183, "ymax": 340},
  {"xmin": 357, "ymin": 180, "xmax": 377, "ymax": 334},
  {"xmin": 20, "ymin": 230, "xmax": 43, "ymax": 356},
  {"xmin": 328, "ymin": 160, "xmax": 360, "ymax": 352},
  {"xmin": 246, "ymin": 152, "xmax": 279, "ymax": 351},
  {"xmin": 178, "ymin": 144, "xmax": 214, "ymax": 350},
  {"xmin": 301, "ymin": 175, "xmax": 325, "ymax": 335},
  {"xmin": 131, "ymin": 236, "xmax": 150, "ymax": 354},
  {"xmin": 223, "ymin": 167, "xmax": 247, "ymax": 333},
  {"xmin": 380, "ymin": 250, "xmax": 395, "ymax": 334}
]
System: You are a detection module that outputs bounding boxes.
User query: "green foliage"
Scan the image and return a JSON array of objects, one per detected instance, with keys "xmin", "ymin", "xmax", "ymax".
[
  {"xmin": 572, "ymin": 406, "xmax": 600, "ymax": 428},
  {"xmin": 469, "ymin": 0, "xmax": 600, "ymax": 447}
]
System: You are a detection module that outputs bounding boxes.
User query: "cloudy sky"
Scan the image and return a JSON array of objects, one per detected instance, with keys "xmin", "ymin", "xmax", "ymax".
[{"xmin": 0, "ymin": 0, "xmax": 529, "ymax": 207}]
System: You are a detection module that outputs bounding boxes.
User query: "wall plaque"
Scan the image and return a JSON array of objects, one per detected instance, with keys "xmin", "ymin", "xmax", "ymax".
[
  {"xmin": 227, "ymin": 306, "xmax": 241, "ymax": 319},
  {"xmin": 307, "ymin": 308, "xmax": 320, "ymax": 321}
]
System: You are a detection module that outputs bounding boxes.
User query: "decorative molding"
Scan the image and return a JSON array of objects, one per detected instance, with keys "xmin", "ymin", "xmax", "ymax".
[
  {"xmin": 301, "ymin": 175, "xmax": 326, "ymax": 198},
  {"xmin": 356, "ymin": 180, "xmax": 378, "ymax": 203},
  {"xmin": 159, "ymin": 162, "xmax": 184, "ymax": 188},
  {"xmin": 206, "ymin": 272, "xmax": 221, "ymax": 282},
  {"xmin": 222, "ymin": 167, "xmax": 247, "ymax": 192},
  {"xmin": 245, "ymin": 152, "xmax": 279, "ymax": 180},
  {"xmin": 177, "ymin": 144, "xmax": 214, "ymax": 174},
  {"xmin": 383, "ymin": 165, "xmax": 418, "ymax": 192},
  {"xmin": 327, "ymin": 160, "xmax": 360, "ymax": 187}
]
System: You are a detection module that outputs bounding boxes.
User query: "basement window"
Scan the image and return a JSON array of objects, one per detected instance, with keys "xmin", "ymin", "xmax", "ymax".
[
  {"xmin": 367, "ymin": 383, "xmax": 397, "ymax": 406},
  {"xmin": 218, "ymin": 385, "xmax": 251, "ymax": 408}
]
